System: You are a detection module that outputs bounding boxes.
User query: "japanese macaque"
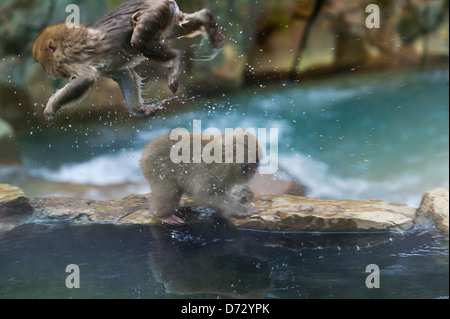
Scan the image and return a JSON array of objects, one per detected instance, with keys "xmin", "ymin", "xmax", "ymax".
[
  {"xmin": 32, "ymin": 0, "xmax": 224, "ymax": 126},
  {"xmin": 141, "ymin": 130, "xmax": 263, "ymax": 225}
]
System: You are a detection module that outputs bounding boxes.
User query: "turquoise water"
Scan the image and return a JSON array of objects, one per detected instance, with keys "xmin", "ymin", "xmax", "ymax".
[{"xmin": 1, "ymin": 68, "xmax": 448, "ymax": 207}]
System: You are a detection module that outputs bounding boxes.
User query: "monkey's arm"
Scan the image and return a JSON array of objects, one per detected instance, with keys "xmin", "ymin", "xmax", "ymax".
[
  {"xmin": 44, "ymin": 68, "xmax": 98, "ymax": 126},
  {"xmin": 110, "ymin": 69, "xmax": 161, "ymax": 117}
]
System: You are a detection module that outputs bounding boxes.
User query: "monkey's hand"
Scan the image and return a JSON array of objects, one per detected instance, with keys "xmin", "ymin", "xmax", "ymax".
[
  {"xmin": 231, "ymin": 185, "xmax": 254, "ymax": 204},
  {"xmin": 158, "ymin": 214, "xmax": 186, "ymax": 226},
  {"xmin": 203, "ymin": 9, "xmax": 224, "ymax": 49},
  {"xmin": 43, "ymin": 70, "xmax": 97, "ymax": 126},
  {"xmin": 134, "ymin": 104, "xmax": 163, "ymax": 117},
  {"xmin": 43, "ymin": 100, "xmax": 57, "ymax": 127}
]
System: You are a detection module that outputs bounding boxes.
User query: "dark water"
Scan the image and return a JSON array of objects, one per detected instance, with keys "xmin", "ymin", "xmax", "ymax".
[{"xmin": 0, "ymin": 221, "xmax": 448, "ymax": 299}]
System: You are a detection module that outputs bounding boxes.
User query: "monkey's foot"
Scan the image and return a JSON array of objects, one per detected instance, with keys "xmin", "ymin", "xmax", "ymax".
[
  {"xmin": 159, "ymin": 215, "xmax": 186, "ymax": 226},
  {"xmin": 209, "ymin": 26, "xmax": 224, "ymax": 49},
  {"xmin": 44, "ymin": 111, "xmax": 56, "ymax": 127},
  {"xmin": 134, "ymin": 105, "xmax": 162, "ymax": 117},
  {"xmin": 168, "ymin": 78, "xmax": 179, "ymax": 94},
  {"xmin": 205, "ymin": 11, "xmax": 224, "ymax": 49}
]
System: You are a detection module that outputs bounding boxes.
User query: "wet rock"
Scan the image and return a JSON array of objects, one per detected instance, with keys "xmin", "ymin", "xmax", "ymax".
[
  {"xmin": 0, "ymin": 184, "xmax": 33, "ymax": 231},
  {"xmin": 230, "ymin": 195, "xmax": 417, "ymax": 232},
  {"xmin": 0, "ymin": 185, "xmax": 428, "ymax": 233},
  {"xmin": 0, "ymin": 184, "xmax": 33, "ymax": 218},
  {"xmin": 31, "ymin": 194, "xmax": 157, "ymax": 226},
  {"xmin": 29, "ymin": 192, "xmax": 418, "ymax": 233},
  {"xmin": 417, "ymin": 188, "xmax": 449, "ymax": 232},
  {"xmin": 30, "ymin": 194, "xmax": 206, "ymax": 226}
]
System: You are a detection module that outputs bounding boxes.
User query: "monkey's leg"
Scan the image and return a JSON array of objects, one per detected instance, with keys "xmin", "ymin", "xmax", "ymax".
[
  {"xmin": 149, "ymin": 183, "xmax": 185, "ymax": 225},
  {"xmin": 169, "ymin": 9, "xmax": 224, "ymax": 49},
  {"xmin": 44, "ymin": 71, "xmax": 97, "ymax": 126},
  {"xmin": 130, "ymin": 14, "xmax": 182, "ymax": 94},
  {"xmin": 140, "ymin": 42, "xmax": 181, "ymax": 94},
  {"xmin": 110, "ymin": 69, "xmax": 160, "ymax": 117}
]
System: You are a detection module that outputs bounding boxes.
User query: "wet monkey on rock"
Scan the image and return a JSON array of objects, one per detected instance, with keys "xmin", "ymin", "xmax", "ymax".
[
  {"xmin": 141, "ymin": 131, "xmax": 263, "ymax": 225},
  {"xmin": 32, "ymin": 0, "xmax": 224, "ymax": 125}
]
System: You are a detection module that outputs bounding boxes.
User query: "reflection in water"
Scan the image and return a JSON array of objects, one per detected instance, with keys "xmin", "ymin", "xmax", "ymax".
[
  {"xmin": 149, "ymin": 224, "xmax": 271, "ymax": 298},
  {"xmin": 0, "ymin": 221, "xmax": 448, "ymax": 299}
]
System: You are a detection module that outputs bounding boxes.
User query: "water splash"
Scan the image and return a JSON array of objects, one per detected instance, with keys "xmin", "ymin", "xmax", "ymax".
[{"xmin": 189, "ymin": 48, "xmax": 223, "ymax": 62}]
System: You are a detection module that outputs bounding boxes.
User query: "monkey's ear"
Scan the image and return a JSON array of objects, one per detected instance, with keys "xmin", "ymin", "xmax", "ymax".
[{"xmin": 47, "ymin": 40, "xmax": 57, "ymax": 53}]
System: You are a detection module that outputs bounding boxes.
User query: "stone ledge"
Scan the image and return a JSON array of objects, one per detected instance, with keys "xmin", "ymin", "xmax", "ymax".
[
  {"xmin": 230, "ymin": 195, "xmax": 417, "ymax": 232},
  {"xmin": 1, "ymin": 184, "xmax": 449, "ymax": 233},
  {"xmin": 29, "ymin": 194, "xmax": 418, "ymax": 232},
  {"xmin": 417, "ymin": 188, "xmax": 449, "ymax": 232},
  {"xmin": 0, "ymin": 184, "xmax": 34, "ymax": 231}
]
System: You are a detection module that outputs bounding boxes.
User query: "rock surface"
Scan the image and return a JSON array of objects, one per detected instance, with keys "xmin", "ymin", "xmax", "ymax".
[
  {"xmin": 1, "ymin": 184, "xmax": 449, "ymax": 233},
  {"xmin": 0, "ymin": 184, "xmax": 33, "ymax": 230},
  {"xmin": 417, "ymin": 188, "xmax": 449, "ymax": 232},
  {"xmin": 29, "ymin": 194, "xmax": 417, "ymax": 232},
  {"xmin": 30, "ymin": 195, "xmax": 158, "ymax": 226},
  {"xmin": 230, "ymin": 195, "xmax": 417, "ymax": 232}
]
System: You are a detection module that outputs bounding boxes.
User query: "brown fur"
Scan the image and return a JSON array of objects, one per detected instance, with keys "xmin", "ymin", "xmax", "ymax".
[
  {"xmin": 33, "ymin": 25, "xmax": 106, "ymax": 79},
  {"xmin": 32, "ymin": 0, "xmax": 224, "ymax": 126},
  {"xmin": 140, "ymin": 131, "xmax": 262, "ymax": 225}
]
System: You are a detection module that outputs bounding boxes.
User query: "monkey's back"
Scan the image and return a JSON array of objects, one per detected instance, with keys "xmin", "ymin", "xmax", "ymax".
[
  {"xmin": 141, "ymin": 132, "xmax": 240, "ymax": 195},
  {"xmin": 91, "ymin": 0, "xmax": 174, "ymax": 53}
]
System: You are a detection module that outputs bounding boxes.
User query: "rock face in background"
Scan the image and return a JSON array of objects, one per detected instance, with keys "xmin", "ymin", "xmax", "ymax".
[
  {"xmin": 1, "ymin": 184, "xmax": 448, "ymax": 233},
  {"xmin": 0, "ymin": 117, "xmax": 21, "ymax": 165},
  {"xmin": 417, "ymin": 188, "xmax": 449, "ymax": 232}
]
